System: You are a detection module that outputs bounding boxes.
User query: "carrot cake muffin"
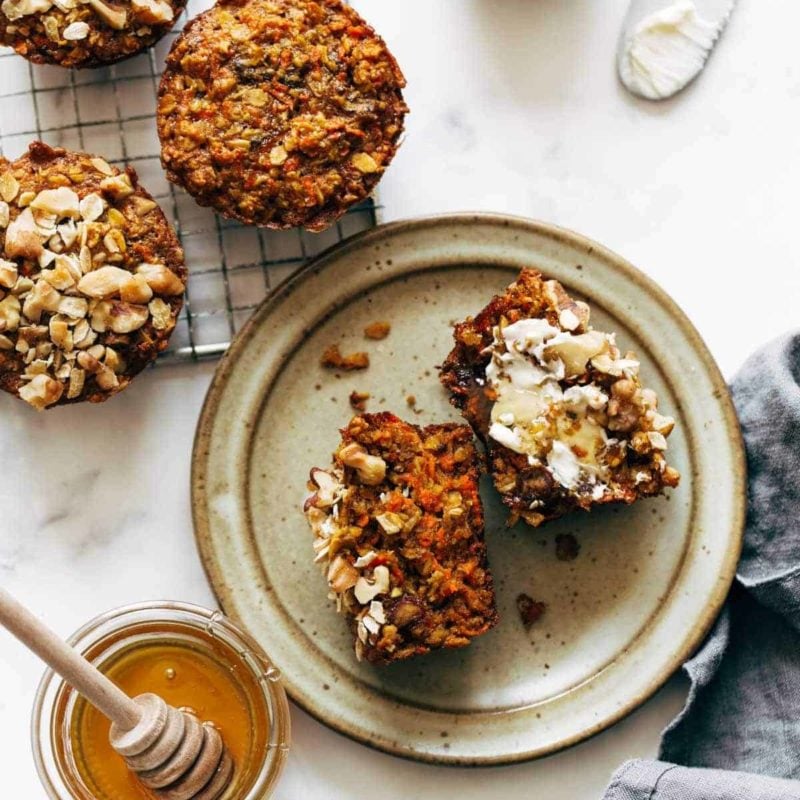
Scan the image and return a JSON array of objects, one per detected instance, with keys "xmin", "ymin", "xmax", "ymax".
[
  {"xmin": 1, "ymin": 0, "xmax": 184, "ymax": 68},
  {"xmin": 440, "ymin": 269, "xmax": 680, "ymax": 528},
  {"xmin": 0, "ymin": 142, "xmax": 186, "ymax": 410},
  {"xmin": 157, "ymin": 0, "xmax": 407, "ymax": 231},
  {"xmin": 304, "ymin": 413, "xmax": 498, "ymax": 664}
]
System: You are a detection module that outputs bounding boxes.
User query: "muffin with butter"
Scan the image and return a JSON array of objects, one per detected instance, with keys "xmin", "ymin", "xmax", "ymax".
[{"xmin": 440, "ymin": 269, "xmax": 680, "ymax": 527}]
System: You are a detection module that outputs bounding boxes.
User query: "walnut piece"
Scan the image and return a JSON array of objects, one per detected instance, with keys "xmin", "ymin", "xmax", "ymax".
[
  {"xmin": 327, "ymin": 555, "xmax": 359, "ymax": 594},
  {"xmin": 136, "ymin": 262, "xmax": 185, "ymax": 295},
  {"xmin": 18, "ymin": 374, "xmax": 63, "ymax": 410},
  {"xmin": 338, "ymin": 443, "xmax": 386, "ymax": 485}
]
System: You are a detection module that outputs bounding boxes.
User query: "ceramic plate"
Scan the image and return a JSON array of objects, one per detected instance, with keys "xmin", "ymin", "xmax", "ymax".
[{"xmin": 192, "ymin": 214, "xmax": 745, "ymax": 765}]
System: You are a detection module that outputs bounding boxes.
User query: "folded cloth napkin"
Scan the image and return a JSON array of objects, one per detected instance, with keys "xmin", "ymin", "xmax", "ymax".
[{"xmin": 603, "ymin": 332, "xmax": 800, "ymax": 800}]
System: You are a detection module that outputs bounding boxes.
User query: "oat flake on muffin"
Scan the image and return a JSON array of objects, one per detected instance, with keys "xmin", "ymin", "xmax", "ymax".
[{"xmin": 0, "ymin": 142, "xmax": 186, "ymax": 410}]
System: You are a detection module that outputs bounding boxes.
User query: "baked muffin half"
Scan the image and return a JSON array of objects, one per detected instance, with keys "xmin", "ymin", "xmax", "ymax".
[
  {"xmin": 304, "ymin": 413, "xmax": 498, "ymax": 665},
  {"xmin": 1, "ymin": 0, "xmax": 185, "ymax": 68},
  {"xmin": 157, "ymin": 0, "xmax": 407, "ymax": 232},
  {"xmin": 0, "ymin": 142, "xmax": 186, "ymax": 410},
  {"xmin": 440, "ymin": 269, "xmax": 680, "ymax": 527}
]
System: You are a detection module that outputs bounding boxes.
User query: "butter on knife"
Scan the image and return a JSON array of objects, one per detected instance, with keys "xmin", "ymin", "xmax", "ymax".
[{"xmin": 617, "ymin": 0, "xmax": 736, "ymax": 100}]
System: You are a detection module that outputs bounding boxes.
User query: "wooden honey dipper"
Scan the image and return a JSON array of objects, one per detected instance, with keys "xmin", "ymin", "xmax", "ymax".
[{"xmin": 0, "ymin": 587, "xmax": 233, "ymax": 800}]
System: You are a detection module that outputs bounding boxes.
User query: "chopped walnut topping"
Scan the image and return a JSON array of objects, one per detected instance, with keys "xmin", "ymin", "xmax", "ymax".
[
  {"xmin": 130, "ymin": 0, "xmax": 173, "ymax": 23},
  {"xmin": 66, "ymin": 367, "xmax": 85, "ymax": 399},
  {"xmin": 130, "ymin": 197, "xmax": 157, "ymax": 216},
  {"xmin": 354, "ymin": 565, "xmax": 390, "ymax": 604},
  {"xmin": 77, "ymin": 265, "xmax": 130, "ymax": 298},
  {"xmin": 327, "ymin": 555, "xmax": 359, "ymax": 594},
  {"xmin": 30, "ymin": 187, "xmax": 80, "ymax": 218},
  {"xmin": 0, "ymin": 145, "xmax": 184, "ymax": 409},
  {"xmin": 338, "ymin": 443, "xmax": 386, "ymax": 485},
  {"xmin": 1, "ymin": 314, "xmax": 22, "ymax": 338},
  {"xmin": 23, "ymin": 280, "xmax": 61, "ymax": 323},
  {"xmin": 108, "ymin": 301, "xmax": 149, "ymax": 334},
  {"xmin": 148, "ymin": 297, "xmax": 171, "ymax": 329},
  {"xmin": 57, "ymin": 296, "xmax": 88, "ymax": 319},
  {"xmin": 120, "ymin": 274, "xmax": 153, "ymax": 304},
  {"xmin": 5, "ymin": 208, "xmax": 44, "ymax": 260},
  {"xmin": 49, "ymin": 317, "xmax": 73, "ymax": 351},
  {"xmin": 306, "ymin": 467, "xmax": 343, "ymax": 510},
  {"xmin": 136, "ymin": 262, "xmax": 184, "ymax": 295},
  {"xmin": 18, "ymin": 373, "xmax": 63, "ymax": 410},
  {"xmin": 0, "ymin": 260, "xmax": 18, "ymax": 289},
  {"xmin": 99, "ymin": 172, "xmax": 134, "ymax": 199}
]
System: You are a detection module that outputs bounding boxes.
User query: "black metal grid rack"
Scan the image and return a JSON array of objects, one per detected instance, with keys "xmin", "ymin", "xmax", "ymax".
[{"xmin": 0, "ymin": 0, "xmax": 378, "ymax": 361}]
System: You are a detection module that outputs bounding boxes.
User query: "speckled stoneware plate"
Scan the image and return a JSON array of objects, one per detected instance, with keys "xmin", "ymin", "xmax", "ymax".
[{"xmin": 192, "ymin": 214, "xmax": 745, "ymax": 765}]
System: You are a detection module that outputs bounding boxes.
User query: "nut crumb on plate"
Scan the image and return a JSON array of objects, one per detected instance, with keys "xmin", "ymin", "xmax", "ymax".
[
  {"xmin": 304, "ymin": 412, "xmax": 498, "ymax": 664},
  {"xmin": 516, "ymin": 593, "xmax": 546, "ymax": 630},
  {"xmin": 321, "ymin": 343, "xmax": 369, "ymax": 371},
  {"xmin": 349, "ymin": 389, "xmax": 370, "ymax": 412},
  {"xmin": 364, "ymin": 320, "xmax": 391, "ymax": 340}
]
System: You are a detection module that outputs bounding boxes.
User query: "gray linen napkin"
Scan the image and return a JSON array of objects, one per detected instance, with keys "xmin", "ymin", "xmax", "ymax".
[{"xmin": 603, "ymin": 332, "xmax": 800, "ymax": 800}]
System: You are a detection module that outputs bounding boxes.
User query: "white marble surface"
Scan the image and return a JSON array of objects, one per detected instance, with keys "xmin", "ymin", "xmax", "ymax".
[{"xmin": 1, "ymin": 0, "xmax": 797, "ymax": 797}]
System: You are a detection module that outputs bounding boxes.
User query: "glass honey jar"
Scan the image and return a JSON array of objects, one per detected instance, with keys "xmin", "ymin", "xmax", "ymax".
[{"xmin": 32, "ymin": 601, "xmax": 290, "ymax": 800}]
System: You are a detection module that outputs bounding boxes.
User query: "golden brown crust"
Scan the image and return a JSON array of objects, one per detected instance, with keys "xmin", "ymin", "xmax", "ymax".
[
  {"xmin": 0, "ymin": 0, "xmax": 186, "ymax": 69},
  {"xmin": 440, "ymin": 269, "xmax": 680, "ymax": 527},
  {"xmin": 305, "ymin": 412, "xmax": 498, "ymax": 665},
  {"xmin": 157, "ymin": 0, "xmax": 407, "ymax": 231},
  {"xmin": 0, "ymin": 142, "xmax": 186, "ymax": 409}
]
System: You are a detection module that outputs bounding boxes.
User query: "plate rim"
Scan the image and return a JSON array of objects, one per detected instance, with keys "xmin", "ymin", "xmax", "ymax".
[{"xmin": 191, "ymin": 212, "xmax": 746, "ymax": 766}]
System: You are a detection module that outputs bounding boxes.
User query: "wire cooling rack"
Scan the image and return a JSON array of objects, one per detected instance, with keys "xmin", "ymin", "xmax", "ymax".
[{"xmin": 0, "ymin": 0, "xmax": 378, "ymax": 361}]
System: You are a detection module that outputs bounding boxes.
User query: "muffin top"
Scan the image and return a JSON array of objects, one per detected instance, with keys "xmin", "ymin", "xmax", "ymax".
[
  {"xmin": 0, "ymin": 0, "xmax": 185, "ymax": 68},
  {"xmin": 157, "ymin": 0, "xmax": 407, "ymax": 231},
  {"xmin": 0, "ymin": 142, "xmax": 186, "ymax": 410}
]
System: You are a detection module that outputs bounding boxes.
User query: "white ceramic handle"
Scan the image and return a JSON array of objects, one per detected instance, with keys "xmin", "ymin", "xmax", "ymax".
[{"xmin": 0, "ymin": 586, "xmax": 141, "ymax": 730}]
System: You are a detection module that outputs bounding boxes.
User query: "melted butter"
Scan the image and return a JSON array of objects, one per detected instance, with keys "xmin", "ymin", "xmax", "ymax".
[{"xmin": 485, "ymin": 319, "xmax": 616, "ymax": 491}]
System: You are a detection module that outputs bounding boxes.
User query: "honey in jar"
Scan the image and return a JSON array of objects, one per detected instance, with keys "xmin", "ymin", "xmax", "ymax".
[{"xmin": 33, "ymin": 603, "xmax": 290, "ymax": 800}]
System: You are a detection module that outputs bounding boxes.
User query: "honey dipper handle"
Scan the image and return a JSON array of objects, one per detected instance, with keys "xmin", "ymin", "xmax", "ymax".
[{"xmin": 0, "ymin": 587, "xmax": 142, "ymax": 730}]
